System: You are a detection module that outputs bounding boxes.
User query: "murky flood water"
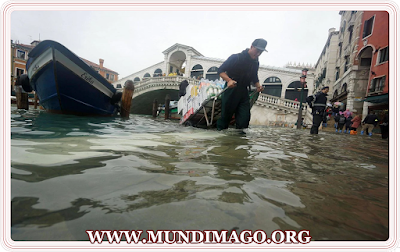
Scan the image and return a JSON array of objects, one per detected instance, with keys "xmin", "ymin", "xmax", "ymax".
[{"xmin": 10, "ymin": 106, "xmax": 389, "ymax": 241}]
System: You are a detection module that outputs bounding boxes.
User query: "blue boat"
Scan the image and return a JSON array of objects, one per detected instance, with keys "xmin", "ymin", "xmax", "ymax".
[{"xmin": 24, "ymin": 40, "xmax": 122, "ymax": 116}]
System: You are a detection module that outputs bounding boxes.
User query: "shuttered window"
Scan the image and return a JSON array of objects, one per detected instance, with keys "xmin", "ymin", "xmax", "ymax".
[{"xmin": 362, "ymin": 16, "xmax": 374, "ymax": 38}]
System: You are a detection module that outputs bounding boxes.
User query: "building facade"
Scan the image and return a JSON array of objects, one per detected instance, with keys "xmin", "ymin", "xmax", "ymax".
[
  {"xmin": 328, "ymin": 10, "xmax": 389, "ymax": 121},
  {"xmin": 357, "ymin": 11, "xmax": 389, "ymax": 116},
  {"xmin": 313, "ymin": 28, "xmax": 340, "ymax": 100},
  {"xmin": 10, "ymin": 40, "xmax": 35, "ymax": 92},
  {"xmin": 330, "ymin": 11, "xmax": 367, "ymax": 115},
  {"xmin": 80, "ymin": 58, "xmax": 119, "ymax": 84}
]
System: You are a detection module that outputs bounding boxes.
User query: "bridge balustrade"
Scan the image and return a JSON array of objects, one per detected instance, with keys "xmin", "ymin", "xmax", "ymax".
[{"xmin": 257, "ymin": 93, "xmax": 308, "ymax": 113}]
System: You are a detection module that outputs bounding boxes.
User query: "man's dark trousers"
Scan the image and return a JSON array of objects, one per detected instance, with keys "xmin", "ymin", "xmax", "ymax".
[
  {"xmin": 310, "ymin": 111, "xmax": 324, "ymax": 134},
  {"xmin": 217, "ymin": 86, "xmax": 250, "ymax": 130}
]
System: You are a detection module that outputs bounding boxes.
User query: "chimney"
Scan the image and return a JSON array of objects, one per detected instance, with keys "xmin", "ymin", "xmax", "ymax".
[{"xmin": 99, "ymin": 59, "xmax": 104, "ymax": 68}]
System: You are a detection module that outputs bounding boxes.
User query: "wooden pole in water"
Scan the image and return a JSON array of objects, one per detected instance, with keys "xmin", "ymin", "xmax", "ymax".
[
  {"xmin": 164, "ymin": 94, "xmax": 170, "ymax": 119},
  {"xmin": 120, "ymin": 80, "xmax": 135, "ymax": 118},
  {"xmin": 15, "ymin": 85, "xmax": 29, "ymax": 110},
  {"xmin": 34, "ymin": 92, "xmax": 38, "ymax": 109},
  {"xmin": 152, "ymin": 99, "xmax": 158, "ymax": 118}
]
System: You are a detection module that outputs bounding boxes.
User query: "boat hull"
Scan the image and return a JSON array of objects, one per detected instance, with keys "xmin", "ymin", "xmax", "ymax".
[{"xmin": 26, "ymin": 40, "xmax": 119, "ymax": 116}]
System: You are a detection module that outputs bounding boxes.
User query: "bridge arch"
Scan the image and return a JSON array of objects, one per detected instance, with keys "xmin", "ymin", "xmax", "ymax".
[{"xmin": 168, "ymin": 50, "xmax": 187, "ymax": 75}]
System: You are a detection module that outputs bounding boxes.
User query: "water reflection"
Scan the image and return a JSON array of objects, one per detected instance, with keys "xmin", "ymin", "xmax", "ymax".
[{"xmin": 10, "ymin": 107, "xmax": 389, "ymax": 241}]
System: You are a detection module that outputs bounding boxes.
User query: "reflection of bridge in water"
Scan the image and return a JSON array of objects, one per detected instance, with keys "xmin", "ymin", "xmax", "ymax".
[
  {"xmin": 121, "ymin": 76, "xmax": 311, "ymax": 126},
  {"xmin": 112, "ymin": 43, "xmax": 315, "ymax": 125}
]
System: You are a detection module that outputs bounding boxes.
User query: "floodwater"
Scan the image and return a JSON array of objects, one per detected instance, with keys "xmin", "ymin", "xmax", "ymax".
[{"xmin": 10, "ymin": 106, "xmax": 389, "ymax": 241}]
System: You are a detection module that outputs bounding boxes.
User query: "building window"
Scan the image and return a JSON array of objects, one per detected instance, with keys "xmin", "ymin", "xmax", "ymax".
[
  {"xmin": 17, "ymin": 50, "xmax": 25, "ymax": 59},
  {"xmin": 16, "ymin": 68, "xmax": 24, "ymax": 76},
  {"xmin": 370, "ymin": 76, "xmax": 386, "ymax": 93},
  {"xmin": 335, "ymin": 69, "xmax": 340, "ymax": 81},
  {"xmin": 378, "ymin": 47, "xmax": 389, "ymax": 64},
  {"xmin": 116, "ymin": 84, "xmax": 122, "ymax": 88},
  {"xmin": 106, "ymin": 73, "xmax": 110, "ymax": 80},
  {"xmin": 264, "ymin": 77, "xmax": 281, "ymax": 83},
  {"xmin": 341, "ymin": 83, "xmax": 347, "ymax": 93},
  {"xmin": 341, "ymin": 21, "xmax": 346, "ymax": 34},
  {"xmin": 191, "ymin": 64, "xmax": 204, "ymax": 79},
  {"xmin": 344, "ymin": 56, "xmax": 350, "ymax": 72},
  {"xmin": 362, "ymin": 16, "xmax": 374, "ymax": 38},
  {"xmin": 348, "ymin": 26, "xmax": 353, "ymax": 43},
  {"xmin": 153, "ymin": 68, "xmax": 162, "ymax": 77},
  {"xmin": 206, "ymin": 66, "xmax": 219, "ymax": 81}
]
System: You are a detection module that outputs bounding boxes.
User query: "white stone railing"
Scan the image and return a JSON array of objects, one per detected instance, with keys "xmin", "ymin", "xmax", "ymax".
[
  {"xmin": 131, "ymin": 76, "xmax": 200, "ymax": 97},
  {"xmin": 256, "ymin": 93, "xmax": 308, "ymax": 113},
  {"xmin": 135, "ymin": 76, "xmax": 199, "ymax": 88}
]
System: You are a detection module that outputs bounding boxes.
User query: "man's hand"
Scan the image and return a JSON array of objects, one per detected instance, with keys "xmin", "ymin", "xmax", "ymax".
[
  {"xmin": 227, "ymin": 79, "xmax": 237, "ymax": 88},
  {"xmin": 255, "ymin": 84, "xmax": 264, "ymax": 92}
]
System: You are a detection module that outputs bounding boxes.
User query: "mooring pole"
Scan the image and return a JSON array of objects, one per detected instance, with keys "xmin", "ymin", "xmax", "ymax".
[
  {"xmin": 164, "ymin": 94, "xmax": 170, "ymax": 119},
  {"xmin": 34, "ymin": 93, "xmax": 38, "ymax": 109},
  {"xmin": 15, "ymin": 85, "xmax": 29, "ymax": 110},
  {"xmin": 152, "ymin": 99, "xmax": 158, "ymax": 118},
  {"xmin": 120, "ymin": 80, "xmax": 135, "ymax": 118}
]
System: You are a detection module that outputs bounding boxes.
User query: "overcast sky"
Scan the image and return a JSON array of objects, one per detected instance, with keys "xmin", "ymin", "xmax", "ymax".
[{"xmin": 11, "ymin": 10, "xmax": 342, "ymax": 78}]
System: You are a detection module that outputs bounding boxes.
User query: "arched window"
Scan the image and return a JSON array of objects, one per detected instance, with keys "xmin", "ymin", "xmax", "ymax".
[
  {"xmin": 285, "ymin": 81, "xmax": 308, "ymax": 101},
  {"xmin": 191, "ymin": 64, "xmax": 204, "ymax": 79},
  {"xmin": 262, "ymin": 76, "xmax": 282, "ymax": 97},
  {"xmin": 341, "ymin": 83, "xmax": 347, "ymax": 93},
  {"xmin": 143, "ymin": 73, "xmax": 151, "ymax": 79},
  {"xmin": 153, "ymin": 68, "xmax": 162, "ymax": 77},
  {"xmin": 333, "ymin": 90, "xmax": 338, "ymax": 99},
  {"xmin": 263, "ymin": 76, "xmax": 281, "ymax": 83},
  {"xmin": 134, "ymin": 77, "xmax": 141, "ymax": 82},
  {"xmin": 206, "ymin": 66, "xmax": 219, "ymax": 81}
]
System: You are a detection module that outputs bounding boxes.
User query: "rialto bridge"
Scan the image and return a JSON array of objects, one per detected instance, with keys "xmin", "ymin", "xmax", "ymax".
[{"xmin": 112, "ymin": 43, "xmax": 316, "ymax": 126}]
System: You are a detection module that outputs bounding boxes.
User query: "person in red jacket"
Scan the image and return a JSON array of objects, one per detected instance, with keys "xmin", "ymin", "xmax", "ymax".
[{"xmin": 350, "ymin": 112, "xmax": 362, "ymax": 133}]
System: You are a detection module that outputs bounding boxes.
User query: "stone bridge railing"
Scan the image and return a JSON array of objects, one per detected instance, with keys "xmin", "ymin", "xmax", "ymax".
[
  {"xmin": 256, "ymin": 94, "xmax": 313, "ymax": 124},
  {"xmin": 256, "ymin": 93, "xmax": 308, "ymax": 113},
  {"xmin": 130, "ymin": 76, "xmax": 199, "ymax": 98}
]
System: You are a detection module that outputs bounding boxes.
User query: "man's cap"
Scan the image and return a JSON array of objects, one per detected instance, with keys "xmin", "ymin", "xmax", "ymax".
[
  {"xmin": 321, "ymin": 86, "xmax": 329, "ymax": 90},
  {"xmin": 252, "ymin": 38, "xmax": 268, "ymax": 52}
]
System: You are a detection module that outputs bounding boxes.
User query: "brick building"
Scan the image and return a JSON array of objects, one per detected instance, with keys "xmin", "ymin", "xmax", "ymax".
[{"xmin": 357, "ymin": 11, "xmax": 389, "ymax": 113}]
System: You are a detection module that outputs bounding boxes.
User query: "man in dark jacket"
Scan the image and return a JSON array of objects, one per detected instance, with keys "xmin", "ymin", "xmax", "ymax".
[
  {"xmin": 217, "ymin": 39, "xmax": 265, "ymax": 130},
  {"xmin": 179, "ymin": 80, "xmax": 189, "ymax": 97},
  {"xmin": 307, "ymin": 86, "xmax": 329, "ymax": 134},
  {"xmin": 361, "ymin": 111, "xmax": 379, "ymax": 136}
]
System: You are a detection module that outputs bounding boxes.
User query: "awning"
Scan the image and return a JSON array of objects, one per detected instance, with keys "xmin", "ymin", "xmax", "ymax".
[{"xmin": 363, "ymin": 93, "xmax": 389, "ymax": 104}]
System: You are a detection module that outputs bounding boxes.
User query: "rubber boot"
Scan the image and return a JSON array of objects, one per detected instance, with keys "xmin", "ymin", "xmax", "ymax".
[
  {"xmin": 336, "ymin": 129, "xmax": 338, "ymax": 132},
  {"xmin": 369, "ymin": 133, "xmax": 372, "ymax": 136},
  {"xmin": 360, "ymin": 131, "xmax": 364, "ymax": 135},
  {"xmin": 339, "ymin": 130, "xmax": 342, "ymax": 133}
]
